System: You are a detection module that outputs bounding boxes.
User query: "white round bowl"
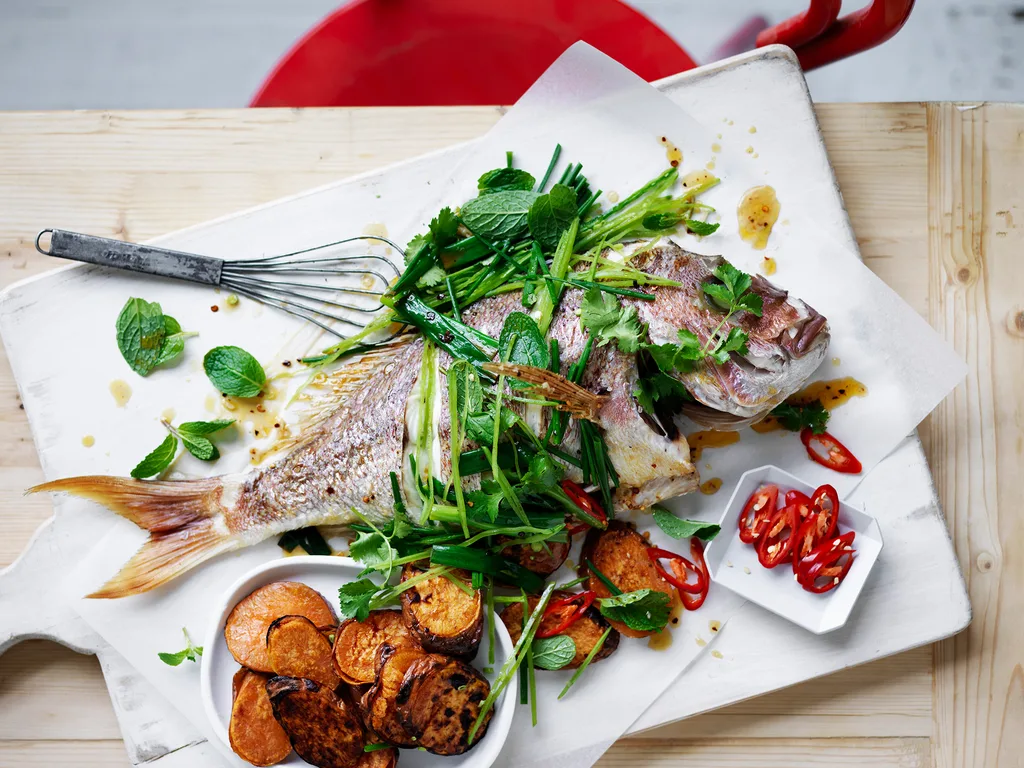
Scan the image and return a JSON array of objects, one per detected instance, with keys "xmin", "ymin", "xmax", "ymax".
[{"xmin": 201, "ymin": 556, "xmax": 516, "ymax": 768}]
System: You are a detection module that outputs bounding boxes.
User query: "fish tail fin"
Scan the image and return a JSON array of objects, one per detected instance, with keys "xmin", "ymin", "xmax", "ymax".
[{"xmin": 30, "ymin": 476, "xmax": 236, "ymax": 598}]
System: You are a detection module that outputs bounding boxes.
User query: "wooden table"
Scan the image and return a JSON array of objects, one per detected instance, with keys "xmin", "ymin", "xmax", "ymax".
[{"xmin": 0, "ymin": 103, "xmax": 1019, "ymax": 768}]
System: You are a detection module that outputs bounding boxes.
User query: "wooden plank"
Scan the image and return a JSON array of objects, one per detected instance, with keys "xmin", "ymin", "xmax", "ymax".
[
  {"xmin": 598, "ymin": 738, "xmax": 931, "ymax": 767},
  {"xmin": 926, "ymin": 102, "xmax": 1024, "ymax": 768},
  {"xmin": 0, "ymin": 741, "xmax": 131, "ymax": 768}
]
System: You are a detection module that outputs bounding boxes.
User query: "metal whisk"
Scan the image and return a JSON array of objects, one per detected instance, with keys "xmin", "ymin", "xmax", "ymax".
[{"xmin": 36, "ymin": 229, "xmax": 403, "ymax": 338}]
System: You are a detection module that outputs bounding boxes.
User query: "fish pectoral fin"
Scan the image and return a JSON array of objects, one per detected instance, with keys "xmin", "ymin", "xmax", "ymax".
[{"xmin": 30, "ymin": 476, "xmax": 236, "ymax": 598}]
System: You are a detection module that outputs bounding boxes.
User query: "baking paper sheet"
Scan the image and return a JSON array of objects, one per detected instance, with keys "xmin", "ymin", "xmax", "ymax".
[{"xmin": 60, "ymin": 42, "xmax": 963, "ymax": 768}]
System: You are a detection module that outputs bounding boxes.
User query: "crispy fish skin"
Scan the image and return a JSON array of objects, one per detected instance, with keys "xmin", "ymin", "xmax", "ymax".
[
  {"xmin": 630, "ymin": 243, "xmax": 829, "ymax": 428},
  {"xmin": 34, "ymin": 240, "xmax": 826, "ymax": 596}
]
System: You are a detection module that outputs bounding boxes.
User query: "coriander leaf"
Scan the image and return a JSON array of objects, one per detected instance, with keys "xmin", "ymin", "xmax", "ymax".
[
  {"xmin": 771, "ymin": 400, "xmax": 830, "ymax": 435},
  {"xmin": 735, "ymin": 291, "xmax": 764, "ymax": 317},
  {"xmin": 634, "ymin": 367, "xmax": 690, "ymax": 416},
  {"xmin": 647, "ymin": 329, "xmax": 706, "ymax": 374},
  {"xmin": 177, "ymin": 419, "xmax": 235, "ymax": 436},
  {"xmin": 465, "ymin": 407, "xmax": 516, "ymax": 445},
  {"xmin": 714, "ymin": 261, "xmax": 750, "ymax": 298},
  {"xmin": 179, "ymin": 431, "xmax": 218, "ymax": 461},
  {"xmin": 598, "ymin": 589, "xmax": 671, "ymax": 633},
  {"xmin": 709, "ymin": 327, "xmax": 749, "ymax": 365},
  {"xmin": 702, "ymin": 282, "xmax": 734, "ymax": 312},
  {"xmin": 460, "ymin": 189, "xmax": 538, "ymax": 242},
  {"xmin": 684, "ymin": 219, "xmax": 720, "ymax": 237},
  {"xmin": 527, "ymin": 183, "xmax": 578, "ymax": 249},
  {"xmin": 521, "ymin": 451, "xmax": 563, "ymax": 491},
  {"xmin": 338, "ymin": 579, "xmax": 380, "ymax": 622},
  {"xmin": 428, "ymin": 207, "xmax": 459, "ymax": 248},
  {"xmin": 580, "ymin": 288, "xmax": 645, "ymax": 354},
  {"xmin": 278, "ymin": 527, "xmax": 331, "ymax": 556},
  {"xmin": 116, "ymin": 297, "xmax": 167, "ymax": 376},
  {"xmin": 404, "ymin": 233, "xmax": 428, "ymax": 266},
  {"xmin": 478, "ymin": 167, "xmax": 536, "ymax": 194},
  {"xmin": 416, "ymin": 264, "xmax": 447, "ymax": 288},
  {"xmin": 652, "ymin": 509, "xmax": 720, "ymax": 540},
  {"xmin": 465, "ymin": 488, "xmax": 504, "ymax": 522},
  {"xmin": 131, "ymin": 433, "xmax": 178, "ymax": 478},
  {"xmin": 532, "ymin": 635, "xmax": 576, "ymax": 670},
  {"xmin": 158, "ymin": 628, "xmax": 202, "ymax": 666},
  {"xmin": 498, "ymin": 312, "xmax": 550, "ymax": 371},
  {"xmin": 203, "ymin": 346, "xmax": 266, "ymax": 397},
  {"xmin": 349, "ymin": 530, "xmax": 394, "ymax": 571}
]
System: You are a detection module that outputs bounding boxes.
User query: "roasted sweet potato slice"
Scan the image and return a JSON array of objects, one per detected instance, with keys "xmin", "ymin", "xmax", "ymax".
[
  {"xmin": 360, "ymin": 645, "xmax": 426, "ymax": 747},
  {"xmin": 400, "ymin": 565, "xmax": 483, "ymax": 658},
  {"xmin": 500, "ymin": 591, "xmax": 619, "ymax": 668},
  {"xmin": 229, "ymin": 670, "xmax": 292, "ymax": 767},
  {"xmin": 266, "ymin": 615, "xmax": 342, "ymax": 690},
  {"xmin": 395, "ymin": 655, "xmax": 492, "ymax": 755},
  {"xmin": 356, "ymin": 746, "xmax": 398, "ymax": 768},
  {"xmin": 226, "ymin": 581, "xmax": 337, "ymax": 672},
  {"xmin": 581, "ymin": 521, "xmax": 675, "ymax": 638},
  {"xmin": 333, "ymin": 610, "xmax": 421, "ymax": 685},
  {"xmin": 267, "ymin": 676, "xmax": 365, "ymax": 768},
  {"xmin": 232, "ymin": 666, "xmax": 250, "ymax": 702},
  {"xmin": 498, "ymin": 536, "xmax": 570, "ymax": 576}
]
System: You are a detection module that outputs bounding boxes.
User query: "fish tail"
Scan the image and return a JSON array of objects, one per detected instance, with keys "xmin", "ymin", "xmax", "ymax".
[{"xmin": 30, "ymin": 476, "xmax": 236, "ymax": 599}]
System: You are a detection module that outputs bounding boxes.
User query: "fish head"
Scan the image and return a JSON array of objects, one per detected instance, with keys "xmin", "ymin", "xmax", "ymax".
[{"xmin": 632, "ymin": 243, "xmax": 830, "ymax": 429}]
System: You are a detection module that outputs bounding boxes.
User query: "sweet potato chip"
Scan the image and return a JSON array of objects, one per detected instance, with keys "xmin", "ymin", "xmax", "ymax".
[
  {"xmin": 333, "ymin": 610, "xmax": 421, "ymax": 685},
  {"xmin": 400, "ymin": 565, "xmax": 483, "ymax": 658},
  {"xmin": 360, "ymin": 645, "xmax": 426, "ymax": 747},
  {"xmin": 268, "ymin": 676, "xmax": 365, "ymax": 768},
  {"xmin": 267, "ymin": 614, "xmax": 342, "ymax": 690},
  {"xmin": 225, "ymin": 581, "xmax": 336, "ymax": 672},
  {"xmin": 228, "ymin": 670, "xmax": 292, "ymax": 767},
  {"xmin": 396, "ymin": 655, "xmax": 492, "ymax": 755}
]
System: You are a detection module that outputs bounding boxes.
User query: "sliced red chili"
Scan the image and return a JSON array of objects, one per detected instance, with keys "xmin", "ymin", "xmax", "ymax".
[
  {"xmin": 561, "ymin": 480, "xmax": 607, "ymax": 531},
  {"xmin": 809, "ymin": 484, "xmax": 840, "ymax": 541},
  {"xmin": 673, "ymin": 538, "xmax": 710, "ymax": 611},
  {"xmin": 739, "ymin": 485, "xmax": 779, "ymax": 544},
  {"xmin": 791, "ymin": 515, "xmax": 819, "ymax": 572},
  {"xmin": 757, "ymin": 504, "xmax": 798, "ymax": 568},
  {"xmin": 800, "ymin": 429, "xmax": 862, "ymax": 474},
  {"xmin": 535, "ymin": 590, "xmax": 597, "ymax": 638},
  {"xmin": 647, "ymin": 546, "xmax": 706, "ymax": 594},
  {"xmin": 785, "ymin": 489, "xmax": 813, "ymax": 520},
  {"xmin": 796, "ymin": 532, "xmax": 856, "ymax": 593}
]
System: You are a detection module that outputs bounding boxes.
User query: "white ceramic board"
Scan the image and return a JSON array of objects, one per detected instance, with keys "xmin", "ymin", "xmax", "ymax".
[{"xmin": 0, "ymin": 46, "xmax": 969, "ymax": 767}]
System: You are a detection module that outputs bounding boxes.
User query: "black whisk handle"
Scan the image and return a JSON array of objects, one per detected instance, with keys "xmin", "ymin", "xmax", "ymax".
[{"xmin": 36, "ymin": 229, "xmax": 224, "ymax": 286}]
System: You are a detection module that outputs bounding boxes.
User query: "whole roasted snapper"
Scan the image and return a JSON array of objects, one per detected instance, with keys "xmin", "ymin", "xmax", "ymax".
[{"xmin": 35, "ymin": 242, "xmax": 828, "ymax": 598}]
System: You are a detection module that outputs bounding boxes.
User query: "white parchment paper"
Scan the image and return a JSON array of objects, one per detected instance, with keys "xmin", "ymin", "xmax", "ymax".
[{"xmin": 62, "ymin": 42, "xmax": 963, "ymax": 768}]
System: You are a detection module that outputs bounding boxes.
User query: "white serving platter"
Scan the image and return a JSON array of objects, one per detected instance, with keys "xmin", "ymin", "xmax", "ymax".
[
  {"xmin": 705, "ymin": 465, "xmax": 883, "ymax": 634},
  {"xmin": 201, "ymin": 557, "xmax": 516, "ymax": 768},
  {"xmin": 0, "ymin": 45, "xmax": 969, "ymax": 767}
]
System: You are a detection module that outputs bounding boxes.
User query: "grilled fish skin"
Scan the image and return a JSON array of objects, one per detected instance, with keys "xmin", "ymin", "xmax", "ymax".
[{"xmin": 32, "ymin": 241, "xmax": 826, "ymax": 597}]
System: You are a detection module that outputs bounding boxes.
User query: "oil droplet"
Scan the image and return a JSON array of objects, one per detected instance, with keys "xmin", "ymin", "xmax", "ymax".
[
  {"xmin": 743, "ymin": 566, "xmax": 752, "ymax": 574},
  {"xmin": 709, "ymin": 620, "xmax": 721, "ymax": 633},
  {"xmin": 752, "ymin": 153, "xmax": 759, "ymax": 159},
  {"xmin": 727, "ymin": 120, "xmax": 735, "ymax": 126},
  {"xmin": 696, "ymin": 637, "xmax": 707, "ymax": 647},
  {"xmin": 737, "ymin": 185, "xmax": 781, "ymax": 250},
  {"xmin": 716, "ymin": 133, "xmax": 723, "ymax": 139},
  {"xmin": 688, "ymin": 431, "xmax": 740, "ymax": 461},
  {"xmin": 161, "ymin": 407, "xmax": 176, "ymax": 423},
  {"xmin": 700, "ymin": 478, "xmax": 723, "ymax": 495},
  {"xmin": 711, "ymin": 142, "xmax": 722, "ymax": 153},
  {"xmin": 711, "ymin": 650, "xmax": 724, "ymax": 659},
  {"xmin": 658, "ymin": 135, "xmax": 683, "ymax": 168},
  {"xmin": 648, "ymin": 627, "xmax": 673, "ymax": 651},
  {"xmin": 832, "ymin": 357, "xmax": 841, "ymax": 366},
  {"xmin": 790, "ymin": 377, "xmax": 868, "ymax": 410},
  {"xmin": 745, "ymin": 146, "xmax": 754, "ymax": 154},
  {"xmin": 361, "ymin": 222, "xmax": 389, "ymax": 239},
  {"xmin": 205, "ymin": 394, "xmax": 217, "ymax": 412},
  {"xmin": 607, "ymin": 191, "xmax": 620, "ymax": 203},
  {"xmin": 109, "ymin": 379, "xmax": 132, "ymax": 407},
  {"xmin": 706, "ymin": 160, "xmax": 716, "ymax": 171},
  {"xmin": 226, "ymin": 293, "xmax": 240, "ymax": 308},
  {"xmin": 682, "ymin": 169, "xmax": 714, "ymax": 189},
  {"xmin": 761, "ymin": 257, "xmax": 777, "ymax": 276},
  {"xmin": 81, "ymin": 435, "xmax": 95, "ymax": 447},
  {"xmin": 781, "ymin": 218, "xmax": 790, "ymax": 226},
  {"xmin": 748, "ymin": 126, "xmax": 757, "ymax": 134}
]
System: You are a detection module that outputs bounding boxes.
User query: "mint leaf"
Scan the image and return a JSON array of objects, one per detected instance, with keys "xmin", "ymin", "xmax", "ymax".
[
  {"xmin": 178, "ymin": 419, "xmax": 235, "ymax": 436},
  {"xmin": 684, "ymin": 219, "xmax": 720, "ymax": 237},
  {"xmin": 598, "ymin": 589, "xmax": 671, "ymax": 633},
  {"xmin": 532, "ymin": 635, "xmax": 576, "ymax": 670},
  {"xmin": 203, "ymin": 346, "xmax": 266, "ymax": 397},
  {"xmin": 478, "ymin": 167, "xmax": 536, "ymax": 195},
  {"xmin": 131, "ymin": 433, "xmax": 178, "ymax": 478},
  {"xmin": 179, "ymin": 431, "xmax": 217, "ymax": 461},
  {"xmin": 278, "ymin": 527, "xmax": 331, "ymax": 556},
  {"xmin": 460, "ymin": 189, "xmax": 538, "ymax": 241},
  {"xmin": 498, "ymin": 312, "xmax": 550, "ymax": 372},
  {"xmin": 158, "ymin": 628, "xmax": 202, "ymax": 666},
  {"xmin": 770, "ymin": 401, "xmax": 830, "ymax": 435},
  {"xmin": 641, "ymin": 212, "xmax": 682, "ymax": 230},
  {"xmin": 154, "ymin": 315, "xmax": 195, "ymax": 368},
  {"xmin": 338, "ymin": 579, "xmax": 380, "ymax": 622},
  {"xmin": 465, "ymin": 407, "xmax": 516, "ymax": 445},
  {"xmin": 652, "ymin": 509, "xmax": 720, "ymax": 541},
  {"xmin": 116, "ymin": 297, "xmax": 167, "ymax": 376},
  {"xmin": 528, "ymin": 183, "xmax": 578, "ymax": 249}
]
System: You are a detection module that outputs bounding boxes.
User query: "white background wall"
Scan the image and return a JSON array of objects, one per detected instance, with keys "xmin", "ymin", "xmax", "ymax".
[{"xmin": 0, "ymin": 0, "xmax": 1021, "ymax": 108}]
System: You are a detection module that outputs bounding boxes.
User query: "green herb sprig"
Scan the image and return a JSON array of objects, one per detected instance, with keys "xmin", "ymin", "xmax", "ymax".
[
  {"xmin": 203, "ymin": 346, "xmax": 266, "ymax": 397},
  {"xmin": 130, "ymin": 418, "xmax": 234, "ymax": 478},
  {"xmin": 157, "ymin": 627, "xmax": 202, "ymax": 666},
  {"xmin": 116, "ymin": 298, "xmax": 196, "ymax": 376}
]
